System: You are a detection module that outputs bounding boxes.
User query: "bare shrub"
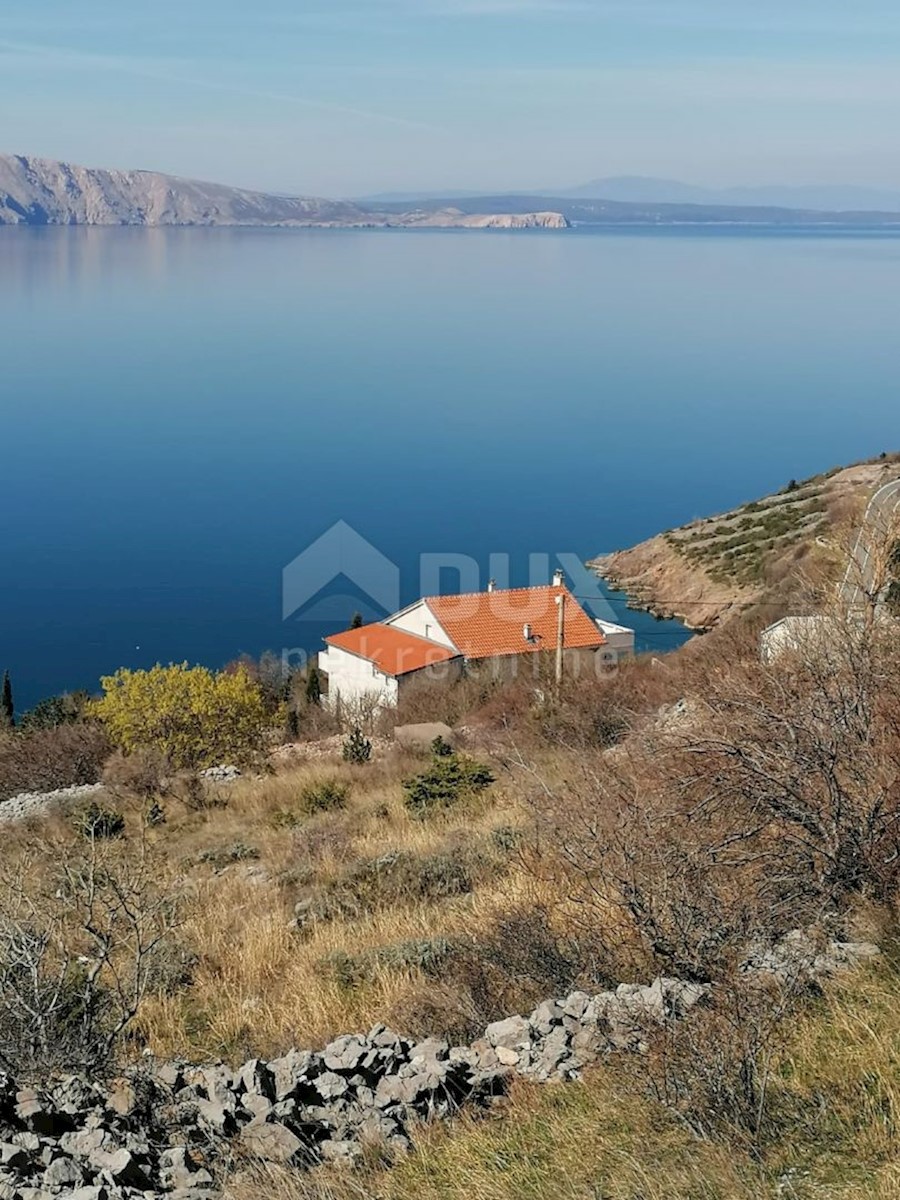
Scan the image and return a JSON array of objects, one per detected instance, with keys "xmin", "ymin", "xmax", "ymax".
[
  {"xmin": 637, "ymin": 973, "xmax": 801, "ymax": 1143},
  {"xmin": 296, "ymin": 705, "xmax": 341, "ymax": 742},
  {"xmin": 74, "ymin": 799, "xmax": 126, "ymax": 840},
  {"xmin": 525, "ymin": 605, "xmax": 900, "ymax": 985},
  {"xmin": 336, "ymin": 693, "xmax": 382, "ymax": 736},
  {"xmin": 676, "ymin": 616, "xmax": 900, "ymax": 908},
  {"xmin": 390, "ymin": 673, "xmax": 506, "ymax": 730},
  {"xmin": 0, "ymin": 837, "xmax": 181, "ymax": 1077},
  {"xmin": 386, "ymin": 906, "xmax": 588, "ymax": 1044},
  {"xmin": 387, "ymin": 979, "xmax": 487, "ymax": 1047},
  {"xmin": 0, "ymin": 723, "xmax": 112, "ymax": 802},
  {"xmin": 449, "ymin": 906, "xmax": 585, "ymax": 1025},
  {"xmin": 102, "ymin": 747, "xmax": 168, "ymax": 799},
  {"xmin": 170, "ymin": 769, "xmax": 225, "ymax": 811}
]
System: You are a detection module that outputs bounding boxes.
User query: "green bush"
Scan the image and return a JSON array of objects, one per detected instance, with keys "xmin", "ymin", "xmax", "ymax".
[
  {"xmin": 322, "ymin": 936, "xmax": 453, "ymax": 989},
  {"xmin": 272, "ymin": 777, "xmax": 350, "ymax": 827},
  {"xmin": 292, "ymin": 844, "xmax": 498, "ymax": 930},
  {"xmin": 403, "ymin": 751, "xmax": 495, "ymax": 818},
  {"xmin": 197, "ymin": 841, "xmax": 259, "ymax": 868},
  {"xmin": 75, "ymin": 801, "xmax": 125, "ymax": 840},
  {"xmin": 300, "ymin": 777, "xmax": 350, "ymax": 814},
  {"xmin": 342, "ymin": 726, "xmax": 372, "ymax": 764},
  {"xmin": 19, "ymin": 692, "xmax": 90, "ymax": 732}
]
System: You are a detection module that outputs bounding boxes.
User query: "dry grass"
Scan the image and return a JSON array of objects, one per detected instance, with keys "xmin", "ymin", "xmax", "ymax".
[
  {"xmin": 220, "ymin": 960, "xmax": 900, "ymax": 1200},
  {"xmin": 224, "ymin": 1071, "xmax": 765, "ymax": 1200},
  {"xmin": 0, "ymin": 730, "xmax": 598, "ymax": 1064},
  {"xmin": 762, "ymin": 959, "xmax": 900, "ymax": 1198},
  {"xmin": 124, "ymin": 747, "xmax": 540, "ymax": 1060}
]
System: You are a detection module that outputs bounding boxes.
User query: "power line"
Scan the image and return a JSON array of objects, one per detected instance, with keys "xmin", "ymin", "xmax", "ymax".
[{"xmin": 572, "ymin": 594, "xmax": 824, "ymax": 608}]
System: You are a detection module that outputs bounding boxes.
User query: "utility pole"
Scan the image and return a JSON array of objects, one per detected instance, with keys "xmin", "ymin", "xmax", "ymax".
[{"xmin": 555, "ymin": 591, "xmax": 565, "ymax": 688}]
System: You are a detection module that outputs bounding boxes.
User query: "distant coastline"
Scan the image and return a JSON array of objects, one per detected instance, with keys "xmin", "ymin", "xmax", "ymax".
[{"xmin": 6, "ymin": 153, "xmax": 900, "ymax": 231}]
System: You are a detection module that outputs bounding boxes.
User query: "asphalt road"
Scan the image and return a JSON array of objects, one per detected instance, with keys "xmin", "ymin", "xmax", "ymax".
[{"xmin": 840, "ymin": 477, "xmax": 900, "ymax": 610}]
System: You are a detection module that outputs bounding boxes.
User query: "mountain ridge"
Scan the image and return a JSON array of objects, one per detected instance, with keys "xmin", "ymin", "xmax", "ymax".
[
  {"xmin": 0, "ymin": 154, "xmax": 567, "ymax": 229},
  {"xmin": 558, "ymin": 175, "xmax": 900, "ymax": 211},
  {"xmin": 5, "ymin": 154, "xmax": 900, "ymax": 229}
]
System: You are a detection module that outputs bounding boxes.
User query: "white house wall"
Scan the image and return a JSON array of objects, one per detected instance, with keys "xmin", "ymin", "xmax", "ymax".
[
  {"xmin": 385, "ymin": 600, "xmax": 457, "ymax": 650},
  {"xmin": 596, "ymin": 620, "xmax": 635, "ymax": 659},
  {"xmin": 318, "ymin": 645, "xmax": 398, "ymax": 709}
]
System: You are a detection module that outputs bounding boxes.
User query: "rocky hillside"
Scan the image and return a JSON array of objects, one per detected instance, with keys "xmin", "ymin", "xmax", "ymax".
[
  {"xmin": 398, "ymin": 208, "xmax": 567, "ymax": 229},
  {"xmin": 0, "ymin": 155, "xmax": 367, "ymax": 227},
  {"xmin": 591, "ymin": 456, "xmax": 900, "ymax": 630},
  {"xmin": 0, "ymin": 155, "xmax": 568, "ymax": 229}
]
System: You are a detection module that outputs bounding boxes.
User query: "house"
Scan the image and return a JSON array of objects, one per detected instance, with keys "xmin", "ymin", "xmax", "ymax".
[
  {"xmin": 761, "ymin": 609, "xmax": 893, "ymax": 664},
  {"xmin": 317, "ymin": 572, "xmax": 635, "ymax": 710},
  {"xmin": 760, "ymin": 616, "xmax": 829, "ymax": 663}
]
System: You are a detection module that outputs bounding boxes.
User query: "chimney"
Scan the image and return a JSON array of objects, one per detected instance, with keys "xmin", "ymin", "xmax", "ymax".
[
  {"xmin": 487, "ymin": 578, "xmax": 496, "ymax": 593},
  {"xmin": 523, "ymin": 623, "xmax": 533, "ymax": 642},
  {"xmin": 552, "ymin": 568, "xmax": 564, "ymax": 588}
]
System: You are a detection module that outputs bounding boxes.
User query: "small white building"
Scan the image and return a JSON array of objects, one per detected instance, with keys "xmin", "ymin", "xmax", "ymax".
[
  {"xmin": 318, "ymin": 579, "xmax": 635, "ymax": 711},
  {"xmin": 596, "ymin": 618, "xmax": 636, "ymax": 662},
  {"xmin": 760, "ymin": 616, "xmax": 829, "ymax": 663},
  {"xmin": 761, "ymin": 609, "xmax": 894, "ymax": 664}
]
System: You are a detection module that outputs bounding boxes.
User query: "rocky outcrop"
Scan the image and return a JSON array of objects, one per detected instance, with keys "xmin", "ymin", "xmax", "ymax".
[
  {"xmin": 0, "ymin": 155, "xmax": 369, "ymax": 228},
  {"xmin": 400, "ymin": 208, "xmax": 569, "ymax": 229},
  {"xmin": 0, "ymin": 155, "xmax": 566, "ymax": 230},
  {"xmin": 592, "ymin": 535, "xmax": 755, "ymax": 632},
  {"xmin": 590, "ymin": 458, "xmax": 900, "ymax": 632},
  {"xmin": 198, "ymin": 766, "xmax": 242, "ymax": 785}
]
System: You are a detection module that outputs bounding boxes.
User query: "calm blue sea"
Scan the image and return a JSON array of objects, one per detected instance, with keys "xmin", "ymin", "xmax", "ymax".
[{"xmin": 2, "ymin": 226, "xmax": 900, "ymax": 711}]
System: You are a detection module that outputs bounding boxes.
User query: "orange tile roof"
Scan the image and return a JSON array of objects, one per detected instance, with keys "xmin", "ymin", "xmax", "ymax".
[
  {"xmin": 325, "ymin": 623, "xmax": 459, "ymax": 678},
  {"xmin": 426, "ymin": 586, "xmax": 605, "ymax": 660}
]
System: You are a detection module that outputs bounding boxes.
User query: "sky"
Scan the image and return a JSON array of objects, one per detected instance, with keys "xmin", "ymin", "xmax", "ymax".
[{"xmin": 1, "ymin": 0, "xmax": 899, "ymax": 197}]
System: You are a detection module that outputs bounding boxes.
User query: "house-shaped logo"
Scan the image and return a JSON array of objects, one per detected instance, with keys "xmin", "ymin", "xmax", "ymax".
[{"xmin": 282, "ymin": 520, "xmax": 401, "ymax": 622}]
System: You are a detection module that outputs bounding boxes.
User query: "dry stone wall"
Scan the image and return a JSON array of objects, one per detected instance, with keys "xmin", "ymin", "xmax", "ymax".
[{"xmin": 0, "ymin": 977, "xmax": 706, "ymax": 1199}]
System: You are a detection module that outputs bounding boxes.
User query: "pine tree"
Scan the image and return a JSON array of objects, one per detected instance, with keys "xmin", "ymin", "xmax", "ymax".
[
  {"xmin": 342, "ymin": 725, "xmax": 372, "ymax": 764},
  {"xmin": 0, "ymin": 671, "xmax": 13, "ymax": 729},
  {"xmin": 284, "ymin": 706, "xmax": 300, "ymax": 740},
  {"xmin": 305, "ymin": 666, "xmax": 322, "ymax": 707},
  {"xmin": 350, "ymin": 612, "xmax": 364, "ymax": 629}
]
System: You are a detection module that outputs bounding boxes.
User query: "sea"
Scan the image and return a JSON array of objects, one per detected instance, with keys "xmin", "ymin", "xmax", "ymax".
[{"xmin": 2, "ymin": 225, "xmax": 899, "ymax": 711}]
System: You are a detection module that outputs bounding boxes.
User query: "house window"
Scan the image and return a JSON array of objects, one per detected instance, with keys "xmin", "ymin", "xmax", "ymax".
[{"xmin": 425, "ymin": 624, "xmax": 432, "ymax": 638}]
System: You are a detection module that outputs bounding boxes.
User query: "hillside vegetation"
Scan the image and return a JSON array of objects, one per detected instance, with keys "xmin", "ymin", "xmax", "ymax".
[
  {"xmin": 2, "ymin": 472, "xmax": 900, "ymax": 1196},
  {"xmin": 592, "ymin": 454, "xmax": 900, "ymax": 629}
]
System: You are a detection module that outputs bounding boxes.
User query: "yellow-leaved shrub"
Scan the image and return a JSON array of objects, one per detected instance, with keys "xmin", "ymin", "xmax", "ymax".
[{"xmin": 92, "ymin": 663, "xmax": 267, "ymax": 769}]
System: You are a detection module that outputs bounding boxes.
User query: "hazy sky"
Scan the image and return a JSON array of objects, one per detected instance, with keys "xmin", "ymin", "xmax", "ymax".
[{"xmin": 1, "ymin": 0, "xmax": 899, "ymax": 196}]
